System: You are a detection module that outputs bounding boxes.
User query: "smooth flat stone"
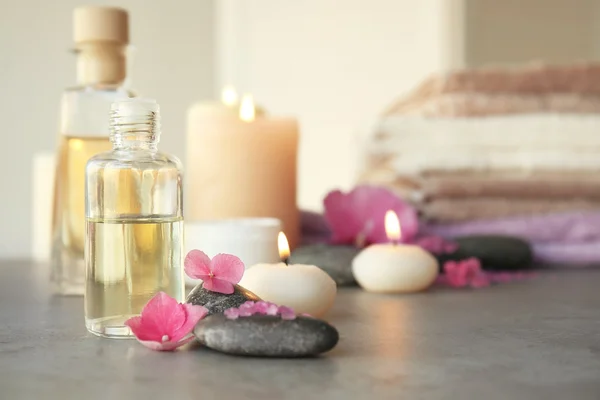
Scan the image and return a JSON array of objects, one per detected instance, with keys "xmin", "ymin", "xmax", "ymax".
[
  {"xmin": 194, "ymin": 314, "xmax": 339, "ymax": 358},
  {"xmin": 437, "ymin": 235, "xmax": 533, "ymax": 271},
  {"xmin": 289, "ymin": 244, "xmax": 360, "ymax": 286},
  {"xmin": 186, "ymin": 284, "xmax": 261, "ymax": 315}
]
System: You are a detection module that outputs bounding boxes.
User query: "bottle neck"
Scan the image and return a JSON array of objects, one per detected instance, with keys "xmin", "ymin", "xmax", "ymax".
[
  {"xmin": 110, "ymin": 107, "xmax": 160, "ymax": 151},
  {"xmin": 76, "ymin": 42, "xmax": 127, "ymax": 86}
]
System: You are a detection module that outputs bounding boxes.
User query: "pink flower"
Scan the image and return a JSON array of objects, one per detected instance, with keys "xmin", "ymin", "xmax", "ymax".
[
  {"xmin": 184, "ymin": 250, "xmax": 245, "ymax": 294},
  {"xmin": 224, "ymin": 301, "xmax": 297, "ymax": 320},
  {"xmin": 443, "ymin": 258, "xmax": 490, "ymax": 288},
  {"xmin": 324, "ymin": 185, "xmax": 419, "ymax": 247},
  {"xmin": 125, "ymin": 292, "xmax": 208, "ymax": 351}
]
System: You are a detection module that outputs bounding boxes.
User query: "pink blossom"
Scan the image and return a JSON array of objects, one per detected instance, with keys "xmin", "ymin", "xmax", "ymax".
[
  {"xmin": 224, "ymin": 301, "xmax": 298, "ymax": 320},
  {"xmin": 443, "ymin": 258, "xmax": 490, "ymax": 288},
  {"xmin": 223, "ymin": 308, "xmax": 240, "ymax": 320},
  {"xmin": 323, "ymin": 185, "xmax": 419, "ymax": 247},
  {"xmin": 125, "ymin": 292, "xmax": 208, "ymax": 351},
  {"xmin": 278, "ymin": 306, "xmax": 296, "ymax": 320},
  {"xmin": 184, "ymin": 250, "xmax": 245, "ymax": 294}
]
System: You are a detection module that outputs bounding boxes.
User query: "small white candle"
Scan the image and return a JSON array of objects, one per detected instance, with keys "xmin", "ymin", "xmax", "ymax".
[
  {"xmin": 352, "ymin": 211, "xmax": 439, "ymax": 293},
  {"xmin": 240, "ymin": 232, "xmax": 336, "ymax": 317}
]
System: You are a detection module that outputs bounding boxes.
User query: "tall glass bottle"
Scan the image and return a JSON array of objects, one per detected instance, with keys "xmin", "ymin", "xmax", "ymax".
[
  {"xmin": 51, "ymin": 6, "xmax": 134, "ymax": 295},
  {"xmin": 85, "ymin": 98, "xmax": 185, "ymax": 338}
]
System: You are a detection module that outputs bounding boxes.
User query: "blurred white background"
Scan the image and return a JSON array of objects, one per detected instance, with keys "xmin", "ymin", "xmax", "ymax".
[{"xmin": 2, "ymin": 0, "xmax": 600, "ymax": 258}]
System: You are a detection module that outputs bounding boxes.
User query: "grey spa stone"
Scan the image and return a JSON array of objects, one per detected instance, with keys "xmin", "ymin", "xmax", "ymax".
[
  {"xmin": 289, "ymin": 244, "xmax": 361, "ymax": 286},
  {"xmin": 194, "ymin": 314, "xmax": 339, "ymax": 357}
]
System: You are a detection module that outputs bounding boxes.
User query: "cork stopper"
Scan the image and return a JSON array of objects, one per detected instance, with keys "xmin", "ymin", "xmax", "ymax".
[{"xmin": 73, "ymin": 6, "xmax": 129, "ymax": 44}]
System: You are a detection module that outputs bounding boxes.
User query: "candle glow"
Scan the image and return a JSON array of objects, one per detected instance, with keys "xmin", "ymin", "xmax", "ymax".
[
  {"xmin": 239, "ymin": 94, "xmax": 256, "ymax": 122},
  {"xmin": 221, "ymin": 85, "xmax": 238, "ymax": 106},
  {"xmin": 278, "ymin": 231, "xmax": 291, "ymax": 260},
  {"xmin": 385, "ymin": 210, "xmax": 401, "ymax": 242},
  {"xmin": 240, "ymin": 229, "xmax": 338, "ymax": 317}
]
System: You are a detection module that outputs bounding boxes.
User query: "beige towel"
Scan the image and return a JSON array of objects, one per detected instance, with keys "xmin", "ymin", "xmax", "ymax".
[
  {"xmin": 383, "ymin": 62, "xmax": 600, "ymax": 116},
  {"xmin": 414, "ymin": 171, "xmax": 600, "ymax": 200},
  {"xmin": 361, "ymin": 115, "xmax": 600, "ymax": 174},
  {"xmin": 421, "ymin": 198, "xmax": 600, "ymax": 223},
  {"xmin": 387, "ymin": 92, "xmax": 600, "ymax": 117}
]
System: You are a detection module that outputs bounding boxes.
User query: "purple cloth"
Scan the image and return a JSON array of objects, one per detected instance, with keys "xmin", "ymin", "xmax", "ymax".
[
  {"xmin": 422, "ymin": 211, "xmax": 600, "ymax": 244},
  {"xmin": 533, "ymin": 242, "xmax": 600, "ymax": 266}
]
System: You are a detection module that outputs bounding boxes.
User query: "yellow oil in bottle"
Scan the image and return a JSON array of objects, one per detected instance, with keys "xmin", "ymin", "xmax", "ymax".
[
  {"xmin": 84, "ymin": 216, "xmax": 184, "ymax": 338},
  {"xmin": 51, "ymin": 136, "xmax": 112, "ymax": 295}
]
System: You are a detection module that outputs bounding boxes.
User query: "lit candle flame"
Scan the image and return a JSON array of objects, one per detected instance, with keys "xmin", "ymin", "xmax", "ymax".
[
  {"xmin": 385, "ymin": 210, "xmax": 401, "ymax": 243},
  {"xmin": 239, "ymin": 94, "xmax": 256, "ymax": 122},
  {"xmin": 278, "ymin": 231, "xmax": 290, "ymax": 261},
  {"xmin": 221, "ymin": 85, "xmax": 238, "ymax": 106}
]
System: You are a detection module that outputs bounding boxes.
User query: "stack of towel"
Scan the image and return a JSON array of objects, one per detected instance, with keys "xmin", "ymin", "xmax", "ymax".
[
  {"xmin": 383, "ymin": 62, "xmax": 600, "ymax": 117},
  {"xmin": 358, "ymin": 62, "xmax": 600, "ymax": 265}
]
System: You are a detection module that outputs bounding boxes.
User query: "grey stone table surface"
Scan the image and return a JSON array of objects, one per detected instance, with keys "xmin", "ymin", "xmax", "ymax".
[{"xmin": 1, "ymin": 261, "xmax": 600, "ymax": 400}]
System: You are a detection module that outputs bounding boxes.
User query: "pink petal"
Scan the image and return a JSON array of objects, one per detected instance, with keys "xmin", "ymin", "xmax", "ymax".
[
  {"xmin": 124, "ymin": 316, "xmax": 155, "ymax": 341},
  {"xmin": 169, "ymin": 303, "xmax": 208, "ymax": 343},
  {"xmin": 202, "ymin": 277, "xmax": 235, "ymax": 294},
  {"xmin": 184, "ymin": 250, "xmax": 212, "ymax": 279},
  {"xmin": 240, "ymin": 301, "xmax": 256, "ymax": 309},
  {"xmin": 210, "ymin": 253, "xmax": 245, "ymax": 284},
  {"xmin": 238, "ymin": 301, "xmax": 256, "ymax": 315},
  {"xmin": 323, "ymin": 190, "xmax": 363, "ymax": 244},
  {"xmin": 265, "ymin": 302, "xmax": 279, "ymax": 316},
  {"xmin": 324, "ymin": 186, "xmax": 419, "ymax": 246},
  {"xmin": 224, "ymin": 308, "xmax": 240, "ymax": 320},
  {"xmin": 139, "ymin": 292, "xmax": 187, "ymax": 340},
  {"xmin": 443, "ymin": 261, "xmax": 469, "ymax": 288},
  {"xmin": 137, "ymin": 335, "xmax": 196, "ymax": 352},
  {"xmin": 253, "ymin": 301, "xmax": 268, "ymax": 315},
  {"xmin": 352, "ymin": 186, "xmax": 419, "ymax": 244},
  {"xmin": 278, "ymin": 306, "xmax": 296, "ymax": 320}
]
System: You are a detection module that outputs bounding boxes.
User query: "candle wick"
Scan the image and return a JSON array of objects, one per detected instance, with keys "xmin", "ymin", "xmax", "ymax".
[{"xmin": 283, "ymin": 257, "xmax": 289, "ymax": 266}]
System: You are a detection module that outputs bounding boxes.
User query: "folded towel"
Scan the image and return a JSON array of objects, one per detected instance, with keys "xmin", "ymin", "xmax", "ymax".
[
  {"xmin": 383, "ymin": 62, "xmax": 600, "ymax": 116},
  {"xmin": 386, "ymin": 92, "xmax": 600, "ymax": 117},
  {"xmin": 362, "ymin": 114, "xmax": 600, "ymax": 174},
  {"xmin": 421, "ymin": 198, "xmax": 600, "ymax": 223},
  {"xmin": 387, "ymin": 171, "xmax": 600, "ymax": 201}
]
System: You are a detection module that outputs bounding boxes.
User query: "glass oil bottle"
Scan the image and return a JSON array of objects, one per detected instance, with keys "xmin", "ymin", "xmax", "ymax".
[
  {"xmin": 51, "ymin": 6, "xmax": 135, "ymax": 295},
  {"xmin": 84, "ymin": 98, "xmax": 185, "ymax": 338}
]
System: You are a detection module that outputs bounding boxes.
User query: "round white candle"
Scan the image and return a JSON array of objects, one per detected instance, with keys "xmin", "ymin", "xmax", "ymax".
[
  {"xmin": 184, "ymin": 218, "xmax": 281, "ymax": 286},
  {"xmin": 240, "ymin": 232, "xmax": 336, "ymax": 317},
  {"xmin": 186, "ymin": 93, "xmax": 299, "ymax": 249},
  {"xmin": 352, "ymin": 211, "xmax": 439, "ymax": 293}
]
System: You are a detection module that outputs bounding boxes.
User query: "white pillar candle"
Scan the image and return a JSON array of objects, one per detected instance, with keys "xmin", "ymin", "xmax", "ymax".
[
  {"xmin": 186, "ymin": 92, "xmax": 300, "ymax": 249},
  {"xmin": 352, "ymin": 211, "xmax": 439, "ymax": 293},
  {"xmin": 240, "ymin": 232, "xmax": 336, "ymax": 317},
  {"xmin": 32, "ymin": 152, "xmax": 56, "ymax": 262},
  {"xmin": 184, "ymin": 218, "xmax": 281, "ymax": 286}
]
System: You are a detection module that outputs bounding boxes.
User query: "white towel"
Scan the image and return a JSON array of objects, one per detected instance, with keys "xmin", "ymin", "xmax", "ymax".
[{"xmin": 364, "ymin": 114, "xmax": 600, "ymax": 173}]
